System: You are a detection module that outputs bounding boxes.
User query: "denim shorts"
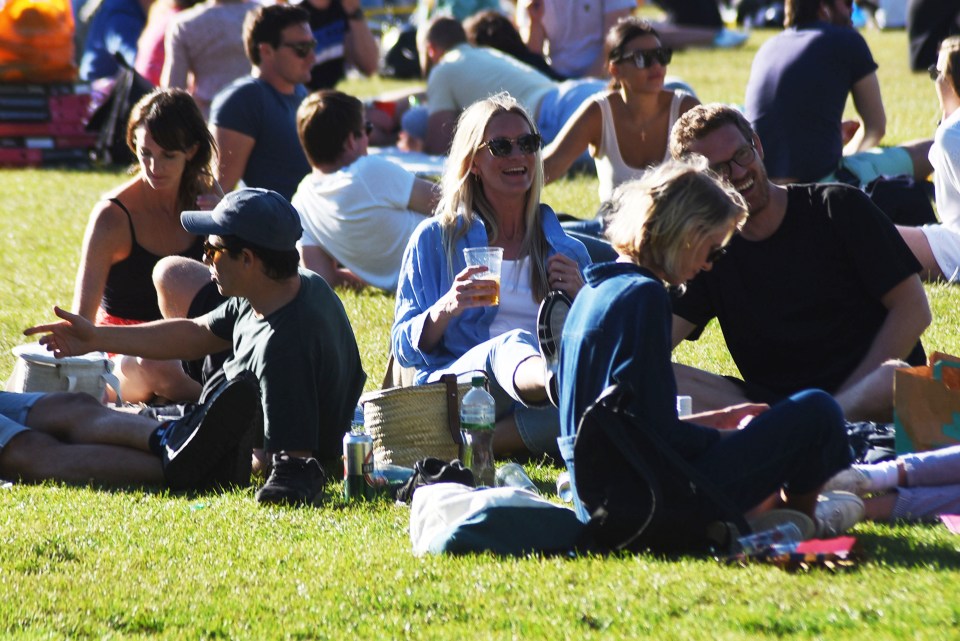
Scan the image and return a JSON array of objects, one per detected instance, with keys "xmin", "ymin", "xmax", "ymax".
[{"xmin": 0, "ymin": 391, "xmax": 44, "ymax": 450}]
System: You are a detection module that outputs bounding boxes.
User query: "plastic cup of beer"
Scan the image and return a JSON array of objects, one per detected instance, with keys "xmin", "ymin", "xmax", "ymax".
[{"xmin": 464, "ymin": 246, "xmax": 503, "ymax": 306}]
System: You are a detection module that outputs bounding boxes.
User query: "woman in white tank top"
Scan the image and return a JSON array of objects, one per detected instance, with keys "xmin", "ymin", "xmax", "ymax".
[{"xmin": 543, "ymin": 17, "xmax": 700, "ymax": 204}]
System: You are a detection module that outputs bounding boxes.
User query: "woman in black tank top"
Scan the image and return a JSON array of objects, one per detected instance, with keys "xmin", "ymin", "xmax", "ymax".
[{"xmin": 72, "ymin": 88, "xmax": 219, "ymax": 404}]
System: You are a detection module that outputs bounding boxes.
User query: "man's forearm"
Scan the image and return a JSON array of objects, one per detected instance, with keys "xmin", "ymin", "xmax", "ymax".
[{"xmin": 92, "ymin": 319, "xmax": 226, "ymax": 361}]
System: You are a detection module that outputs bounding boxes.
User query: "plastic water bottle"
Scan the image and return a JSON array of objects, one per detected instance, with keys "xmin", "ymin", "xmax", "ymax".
[
  {"xmin": 737, "ymin": 522, "xmax": 803, "ymax": 556},
  {"xmin": 460, "ymin": 375, "xmax": 496, "ymax": 487},
  {"xmin": 496, "ymin": 462, "xmax": 538, "ymax": 494}
]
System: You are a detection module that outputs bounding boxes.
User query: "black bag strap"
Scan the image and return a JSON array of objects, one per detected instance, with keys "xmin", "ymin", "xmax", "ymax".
[
  {"xmin": 441, "ymin": 373, "xmax": 463, "ymax": 446},
  {"xmin": 597, "ymin": 385, "xmax": 749, "ymax": 534}
]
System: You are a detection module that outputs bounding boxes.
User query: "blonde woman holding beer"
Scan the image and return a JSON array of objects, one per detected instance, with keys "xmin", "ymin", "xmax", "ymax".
[{"xmin": 391, "ymin": 93, "xmax": 591, "ymax": 459}]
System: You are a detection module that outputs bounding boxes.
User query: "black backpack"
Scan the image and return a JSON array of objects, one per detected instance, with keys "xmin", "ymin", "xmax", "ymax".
[
  {"xmin": 379, "ymin": 24, "xmax": 421, "ymax": 80},
  {"xmin": 574, "ymin": 384, "xmax": 750, "ymax": 555}
]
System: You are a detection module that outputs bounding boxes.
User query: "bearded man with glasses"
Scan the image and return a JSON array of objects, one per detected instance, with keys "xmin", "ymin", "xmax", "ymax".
[
  {"xmin": 666, "ymin": 104, "xmax": 931, "ymax": 425},
  {"xmin": 209, "ymin": 4, "xmax": 313, "ymax": 200}
]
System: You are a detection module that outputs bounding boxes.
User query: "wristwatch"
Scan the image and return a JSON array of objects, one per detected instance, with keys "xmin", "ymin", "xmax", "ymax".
[{"xmin": 346, "ymin": 7, "xmax": 364, "ymax": 20}]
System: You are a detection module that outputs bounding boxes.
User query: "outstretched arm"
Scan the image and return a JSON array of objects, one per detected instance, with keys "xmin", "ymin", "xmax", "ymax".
[
  {"xmin": 835, "ymin": 275, "xmax": 931, "ymax": 394},
  {"xmin": 25, "ymin": 307, "xmax": 230, "ymax": 361}
]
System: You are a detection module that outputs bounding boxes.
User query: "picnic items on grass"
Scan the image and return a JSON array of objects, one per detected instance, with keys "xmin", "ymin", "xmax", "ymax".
[{"xmin": 6, "ymin": 342, "xmax": 121, "ymax": 405}]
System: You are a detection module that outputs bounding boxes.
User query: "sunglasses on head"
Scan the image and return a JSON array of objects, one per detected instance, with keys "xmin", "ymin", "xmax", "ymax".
[
  {"xmin": 710, "ymin": 144, "xmax": 755, "ymax": 180},
  {"xmin": 618, "ymin": 47, "xmax": 673, "ymax": 70},
  {"xmin": 479, "ymin": 133, "xmax": 542, "ymax": 157},
  {"xmin": 203, "ymin": 240, "xmax": 230, "ymax": 262},
  {"xmin": 279, "ymin": 39, "xmax": 317, "ymax": 59},
  {"xmin": 928, "ymin": 64, "xmax": 942, "ymax": 81}
]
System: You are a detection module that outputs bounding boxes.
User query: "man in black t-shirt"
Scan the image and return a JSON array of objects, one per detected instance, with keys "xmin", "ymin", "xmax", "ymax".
[{"xmin": 667, "ymin": 104, "xmax": 931, "ymax": 422}]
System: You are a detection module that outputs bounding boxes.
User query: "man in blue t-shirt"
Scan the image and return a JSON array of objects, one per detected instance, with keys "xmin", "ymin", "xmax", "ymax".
[
  {"xmin": 744, "ymin": 0, "xmax": 931, "ymax": 186},
  {"xmin": 209, "ymin": 4, "xmax": 313, "ymax": 200}
]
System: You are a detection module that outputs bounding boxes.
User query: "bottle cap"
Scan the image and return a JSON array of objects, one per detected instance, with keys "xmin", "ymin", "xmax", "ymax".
[{"xmin": 471, "ymin": 375, "xmax": 486, "ymax": 387}]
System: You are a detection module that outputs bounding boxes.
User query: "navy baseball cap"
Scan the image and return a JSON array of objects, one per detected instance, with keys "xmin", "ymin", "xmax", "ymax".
[{"xmin": 181, "ymin": 188, "xmax": 302, "ymax": 251}]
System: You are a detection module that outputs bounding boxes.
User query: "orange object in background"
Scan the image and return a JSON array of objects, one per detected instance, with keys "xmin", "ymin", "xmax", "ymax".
[{"xmin": 0, "ymin": 0, "xmax": 77, "ymax": 83}]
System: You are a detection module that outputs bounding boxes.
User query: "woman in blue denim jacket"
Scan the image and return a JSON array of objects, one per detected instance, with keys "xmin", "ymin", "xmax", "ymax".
[
  {"xmin": 392, "ymin": 93, "xmax": 591, "ymax": 458},
  {"xmin": 558, "ymin": 161, "xmax": 858, "ymax": 537}
]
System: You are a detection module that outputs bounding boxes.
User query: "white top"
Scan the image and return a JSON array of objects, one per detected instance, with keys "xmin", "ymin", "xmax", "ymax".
[
  {"xmin": 427, "ymin": 44, "xmax": 554, "ymax": 117},
  {"xmin": 488, "ymin": 258, "xmax": 538, "ymax": 338},
  {"xmin": 594, "ymin": 89, "xmax": 685, "ymax": 202},
  {"xmin": 515, "ymin": 0, "xmax": 637, "ymax": 78},
  {"xmin": 931, "ymin": 108, "xmax": 960, "ymax": 231},
  {"xmin": 291, "ymin": 155, "xmax": 422, "ymax": 292},
  {"xmin": 922, "ymin": 108, "xmax": 960, "ymax": 279}
]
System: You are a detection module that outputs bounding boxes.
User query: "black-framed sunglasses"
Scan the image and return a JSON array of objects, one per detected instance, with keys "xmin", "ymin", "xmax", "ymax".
[
  {"xmin": 279, "ymin": 39, "xmax": 317, "ymax": 59},
  {"xmin": 363, "ymin": 121, "xmax": 374, "ymax": 136},
  {"xmin": 706, "ymin": 246, "xmax": 727, "ymax": 264},
  {"xmin": 479, "ymin": 133, "xmax": 542, "ymax": 157},
  {"xmin": 203, "ymin": 240, "xmax": 230, "ymax": 262},
  {"xmin": 710, "ymin": 144, "xmax": 756, "ymax": 179},
  {"xmin": 618, "ymin": 46, "xmax": 673, "ymax": 70},
  {"xmin": 928, "ymin": 64, "xmax": 942, "ymax": 81}
]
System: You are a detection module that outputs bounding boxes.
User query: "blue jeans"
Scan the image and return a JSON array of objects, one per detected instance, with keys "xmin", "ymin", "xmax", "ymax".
[{"xmin": 560, "ymin": 389, "xmax": 852, "ymax": 522}]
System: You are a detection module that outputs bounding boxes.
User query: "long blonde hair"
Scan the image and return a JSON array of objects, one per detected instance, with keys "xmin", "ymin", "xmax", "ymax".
[{"xmin": 436, "ymin": 93, "xmax": 551, "ymax": 301}]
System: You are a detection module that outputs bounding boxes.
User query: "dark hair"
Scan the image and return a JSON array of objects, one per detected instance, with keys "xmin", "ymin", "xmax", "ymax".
[
  {"xmin": 126, "ymin": 88, "xmax": 216, "ymax": 215},
  {"xmin": 605, "ymin": 16, "xmax": 662, "ymax": 90},
  {"xmin": 669, "ymin": 103, "xmax": 756, "ymax": 160},
  {"xmin": 423, "ymin": 16, "xmax": 467, "ymax": 51},
  {"xmin": 243, "ymin": 4, "xmax": 310, "ymax": 66},
  {"xmin": 464, "ymin": 11, "xmax": 528, "ymax": 58},
  {"xmin": 297, "ymin": 90, "xmax": 364, "ymax": 167},
  {"xmin": 784, "ymin": 0, "xmax": 822, "ymax": 27},
  {"xmin": 220, "ymin": 235, "xmax": 300, "ymax": 280}
]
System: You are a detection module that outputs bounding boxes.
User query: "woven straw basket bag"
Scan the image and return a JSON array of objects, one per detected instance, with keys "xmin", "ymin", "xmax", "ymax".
[{"xmin": 360, "ymin": 373, "xmax": 471, "ymax": 467}]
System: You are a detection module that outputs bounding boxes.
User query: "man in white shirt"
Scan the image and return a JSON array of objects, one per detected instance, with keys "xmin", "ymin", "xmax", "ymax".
[{"xmin": 292, "ymin": 90, "xmax": 439, "ymax": 291}]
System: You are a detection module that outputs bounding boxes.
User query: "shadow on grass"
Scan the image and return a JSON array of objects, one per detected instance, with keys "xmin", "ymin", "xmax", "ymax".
[{"xmin": 851, "ymin": 524, "xmax": 960, "ymax": 570}]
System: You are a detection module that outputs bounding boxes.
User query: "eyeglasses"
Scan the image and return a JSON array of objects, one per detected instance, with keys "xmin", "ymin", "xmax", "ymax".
[
  {"xmin": 478, "ymin": 133, "xmax": 542, "ymax": 157},
  {"xmin": 363, "ymin": 121, "xmax": 374, "ymax": 136},
  {"xmin": 203, "ymin": 240, "xmax": 230, "ymax": 262},
  {"xmin": 618, "ymin": 47, "xmax": 673, "ymax": 70},
  {"xmin": 928, "ymin": 64, "xmax": 942, "ymax": 81},
  {"xmin": 706, "ymin": 246, "xmax": 727, "ymax": 264},
  {"xmin": 279, "ymin": 40, "xmax": 317, "ymax": 59},
  {"xmin": 710, "ymin": 144, "xmax": 756, "ymax": 179}
]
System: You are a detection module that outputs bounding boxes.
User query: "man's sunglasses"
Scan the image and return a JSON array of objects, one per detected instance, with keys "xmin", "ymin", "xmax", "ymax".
[
  {"xmin": 710, "ymin": 144, "xmax": 755, "ymax": 179},
  {"xmin": 478, "ymin": 133, "xmax": 542, "ymax": 157},
  {"xmin": 928, "ymin": 64, "xmax": 942, "ymax": 81},
  {"xmin": 279, "ymin": 40, "xmax": 317, "ymax": 59},
  {"xmin": 362, "ymin": 121, "xmax": 374, "ymax": 136},
  {"xmin": 203, "ymin": 241, "xmax": 230, "ymax": 262},
  {"xmin": 618, "ymin": 47, "xmax": 673, "ymax": 70}
]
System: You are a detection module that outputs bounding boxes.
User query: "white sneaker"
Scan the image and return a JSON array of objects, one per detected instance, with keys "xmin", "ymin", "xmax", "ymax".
[
  {"xmin": 822, "ymin": 467, "xmax": 872, "ymax": 496},
  {"xmin": 815, "ymin": 491, "xmax": 865, "ymax": 538}
]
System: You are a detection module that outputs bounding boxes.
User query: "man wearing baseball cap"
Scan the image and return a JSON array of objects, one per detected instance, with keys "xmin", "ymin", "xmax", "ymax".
[{"xmin": 27, "ymin": 188, "xmax": 367, "ymax": 507}]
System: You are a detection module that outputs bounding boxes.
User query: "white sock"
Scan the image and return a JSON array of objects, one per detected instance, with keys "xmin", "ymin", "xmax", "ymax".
[{"xmin": 855, "ymin": 460, "xmax": 900, "ymax": 492}]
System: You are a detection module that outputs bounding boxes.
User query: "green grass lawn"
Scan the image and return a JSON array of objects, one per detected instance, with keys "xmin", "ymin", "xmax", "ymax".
[{"xmin": 1, "ymin": 27, "xmax": 960, "ymax": 640}]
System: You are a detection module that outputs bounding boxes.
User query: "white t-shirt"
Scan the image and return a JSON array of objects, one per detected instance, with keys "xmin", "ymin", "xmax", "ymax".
[
  {"xmin": 922, "ymin": 108, "xmax": 960, "ymax": 279},
  {"xmin": 291, "ymin": 155, "xmax": 423, "ymax": 292},
  {"xmin": 515, "ymin": 0, "xmax": 637, "ymax": 78},
  {"xmin": 489, "ymin": 258, "xmax": 538, "ymax": 338}
]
